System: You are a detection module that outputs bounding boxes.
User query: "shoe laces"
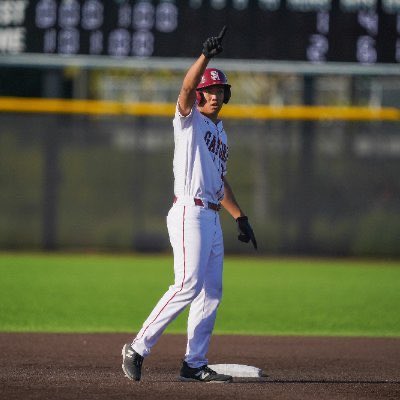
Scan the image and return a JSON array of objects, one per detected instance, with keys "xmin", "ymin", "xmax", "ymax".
[{"xmin": 202, "ymin": 365, "xmax": 217, "ymax": 375}]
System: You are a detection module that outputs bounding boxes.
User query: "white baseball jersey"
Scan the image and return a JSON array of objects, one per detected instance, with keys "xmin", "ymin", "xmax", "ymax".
[{"xmin": 172, "ymin": 102, "xmax": 229, "ymax": 203}]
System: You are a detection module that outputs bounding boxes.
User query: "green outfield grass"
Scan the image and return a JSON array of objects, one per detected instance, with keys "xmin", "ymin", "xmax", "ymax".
[{"xmin": 0, "ymin": 253, "xmax": 399, "ymax": 336}]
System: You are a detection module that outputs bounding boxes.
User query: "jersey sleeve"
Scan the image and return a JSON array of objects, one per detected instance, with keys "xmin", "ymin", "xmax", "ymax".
[{"xmin": 173, "ymin": 99, "xmax": 197, "ymax": 131}]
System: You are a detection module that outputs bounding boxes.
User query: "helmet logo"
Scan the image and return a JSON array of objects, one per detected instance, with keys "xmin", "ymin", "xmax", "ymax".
[{"xmin": 210, "ymin": 70, "xmax": 220, "ymax": 81}]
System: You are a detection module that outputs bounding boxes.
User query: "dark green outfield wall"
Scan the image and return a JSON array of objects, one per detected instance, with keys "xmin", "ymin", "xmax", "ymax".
[{"xmin": 1, "ymin": 114, "xmax": 399, "ymax": 257}]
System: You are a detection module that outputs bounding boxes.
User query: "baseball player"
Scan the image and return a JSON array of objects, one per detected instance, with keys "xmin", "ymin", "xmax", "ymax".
[{"xmin": 122, "ymin": 26, "xmax": 257, "ymax": 383}]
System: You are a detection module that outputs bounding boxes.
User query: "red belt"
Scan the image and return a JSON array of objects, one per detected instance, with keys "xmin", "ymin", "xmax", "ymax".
[{"xmin": 173, "ymin": 196, "xmax": 221, "ymax": 212}]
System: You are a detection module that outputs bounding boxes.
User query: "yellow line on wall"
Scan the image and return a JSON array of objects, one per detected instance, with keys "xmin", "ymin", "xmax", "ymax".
[
  {"xmin": 222, "ymin": 104, "xmax": 400, "ymax": 121},
  {"xmin": 0, "ymin": 97, "xmax": 399, "ymax": 121}
]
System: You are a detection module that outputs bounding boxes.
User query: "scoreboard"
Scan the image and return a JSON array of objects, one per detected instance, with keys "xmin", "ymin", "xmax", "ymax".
[{"xmin": 0, "ymin": 0, "xmax": 399, "ymax": 64}]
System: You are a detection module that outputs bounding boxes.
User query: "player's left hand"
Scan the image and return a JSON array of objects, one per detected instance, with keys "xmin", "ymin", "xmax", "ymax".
[{"xmin": 236, "ymin": 216, "xmax": 257, "ymax": 250}]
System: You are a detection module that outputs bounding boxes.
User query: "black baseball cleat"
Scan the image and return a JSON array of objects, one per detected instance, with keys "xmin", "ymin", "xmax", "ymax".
[
  {"xmin": 121, "ymin": 343, "xmax": 144, "ymax": 381},
  {"xmin": 179, "ymin": 361, "xmax": 232, "ymax": 383}
]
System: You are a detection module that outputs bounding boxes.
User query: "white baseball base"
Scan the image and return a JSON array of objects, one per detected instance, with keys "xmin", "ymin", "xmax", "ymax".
[{"xmin": 208, "ymin": 364, "xmax": 264, "ymax": 378}]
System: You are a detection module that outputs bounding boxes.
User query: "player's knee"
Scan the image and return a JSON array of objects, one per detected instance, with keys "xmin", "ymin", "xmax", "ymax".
[
  {"xmin": 171, "ymin": 281, "xmax": 202, "ymax": 302},
  {"xmin": 184, "ymin": 283, "xmax": 203, "ymax": 301}
]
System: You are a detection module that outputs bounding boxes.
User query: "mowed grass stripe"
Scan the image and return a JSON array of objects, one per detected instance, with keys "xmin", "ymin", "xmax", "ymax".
[{"xmin": 0, "ymin": 253, "xmax": 399, "ymax": 336}]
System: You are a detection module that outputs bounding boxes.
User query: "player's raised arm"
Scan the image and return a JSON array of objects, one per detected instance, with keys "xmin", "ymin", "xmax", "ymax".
[
  {"xmin": 178, "ymin": 55, "xmax": 209, "ymax": 116},
  {"xmin": 178, "ymin": 26, "xmax": 227, "ymax": 116}
]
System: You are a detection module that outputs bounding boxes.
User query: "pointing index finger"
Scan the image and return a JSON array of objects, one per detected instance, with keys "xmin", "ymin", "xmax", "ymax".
[{"xmin": 217, "ymin": 25, "xmax": 227, "ymax": 41}]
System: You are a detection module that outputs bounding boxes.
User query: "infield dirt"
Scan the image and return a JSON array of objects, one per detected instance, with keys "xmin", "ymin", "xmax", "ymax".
[{"xmin": 0, "ymin": 333, "xmax": 399, "ymax": 399}]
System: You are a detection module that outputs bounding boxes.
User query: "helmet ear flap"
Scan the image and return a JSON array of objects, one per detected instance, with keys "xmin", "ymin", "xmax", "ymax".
[
  {"xmin": 223, "ymin": 87, "xmax": 231, "ymax": 104},
  {"xmin": 196, "ymin": 90, "xmax": 205, "ymax": 106}
]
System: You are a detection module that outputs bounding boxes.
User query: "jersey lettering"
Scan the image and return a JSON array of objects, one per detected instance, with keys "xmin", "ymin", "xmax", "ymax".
[
  {"xmin": 219, "ymin": 143, "xmax": 228, "ymax": 162},
  {"xmin": 209, "ymin": 136, "xmax": 216, "ymax": 153},
  {"xmin": 204, "ymin": 131, "xmax": 228, "ymax": 162},
  {"xmin": 216, "ymin": 138, "xmax": 221, "ymax": 156},
  {"xmin": 204, "ymin": 131, "xmax": 212, "ymax": 146}
]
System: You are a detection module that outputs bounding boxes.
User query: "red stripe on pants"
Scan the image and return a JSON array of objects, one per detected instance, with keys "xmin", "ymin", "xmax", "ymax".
[{"xmin": 135, "ymin": 206, "xmax": 187, "ymax": 340}]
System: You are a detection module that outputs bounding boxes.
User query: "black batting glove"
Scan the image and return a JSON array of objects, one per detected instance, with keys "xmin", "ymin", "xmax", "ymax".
[
  {"xmin": 236, "ymin": 216, "xmax": 258, "ymax": 250},
  {"xmin": 202, "ymin": 26, "xmax": 227, "ymax": 58}
]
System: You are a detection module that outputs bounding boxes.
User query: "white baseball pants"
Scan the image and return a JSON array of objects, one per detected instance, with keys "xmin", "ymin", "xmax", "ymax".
[{"xmin": 132, "ymin": 202, "xmax": 224, "ymax": 368}]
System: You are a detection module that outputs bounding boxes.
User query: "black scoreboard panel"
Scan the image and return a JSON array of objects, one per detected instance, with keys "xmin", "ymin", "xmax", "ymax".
[{"xmin": 1, "ymin": 0, "xmax": 399, "ymax": 64}]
